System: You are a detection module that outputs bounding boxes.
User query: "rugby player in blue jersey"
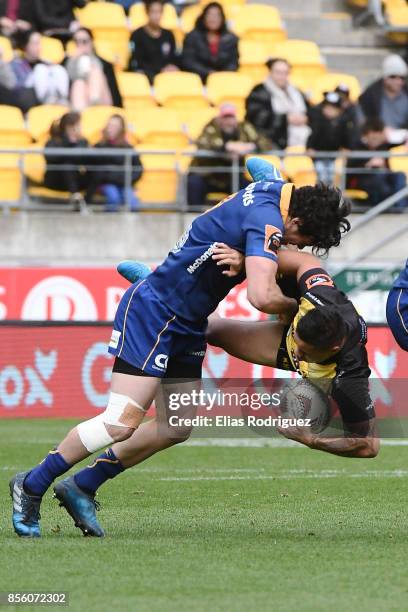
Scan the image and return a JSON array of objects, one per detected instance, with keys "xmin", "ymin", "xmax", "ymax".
[{"xmin": 10, "ymin": 158, "xmax": 350, "ymax": 538}]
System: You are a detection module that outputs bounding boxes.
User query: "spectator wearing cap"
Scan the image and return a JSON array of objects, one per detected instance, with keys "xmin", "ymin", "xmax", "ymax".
[
  {"xmin": 182, "ymin": 2, "xmax": 238, "ymax": 84},
  {"xmin": 187, "ymin": 103, "xmax": 271, "ymax": 207},
  {"xmin": 245, "ymin": 58, "xmax": 310, "ymax": 150},
  {"xmin": 335, "ymin": 83, "xmax": 360, "ymax": 139},
  {"xmin": 129, "ymin": 0, "xmax": 179, "ymax": 84},
  {"xmin": 347, "ymin": 118, "xmax": 408, "ymax": 210},
  {"xmin": 359, "ymin": 54, "xmax": 408, "ymax": 136},
  {"xmin": 307, "ymin": 91, "xmax": 355, "ymax": 183}
]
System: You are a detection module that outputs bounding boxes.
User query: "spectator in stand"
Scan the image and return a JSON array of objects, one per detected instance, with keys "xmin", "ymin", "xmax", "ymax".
[
  {"xmin": 11, "ymin": 29, "xmax": 69, "ymax": 111},
  {"xmin": 187, "ymin": 103, "xmax": 271, "ymax": 207},
  {"xmin": 182, "ymin": 2, "xmax": 238, "ymax": 84},
  {"xmin": 128, "ymin": 0, "xmax": 179, "ymax": 84},
  {"xmin": 24, "ymin": 0, "xmax": 86, "ymax": 39},
  {"xmin": 335, "ymin": 83, "xmax": 360, "ymax": 136},
  {"xmin": 66, "ymin": 27, "xmax": 122, "ymax": 111},
  {"xmin": 44, "ymin": 111, "xmax": 90, "ymax": 210},
  {"xmin": 347, "ymin": 118, "xmax": 408, "ymax": 210},
  {"xmin": 0, "ymin": 45, "xmax": 22, "ymax": 106},
  {"xmin": 88, "ymin": 114, "xmax": 143, "ymax": 212},
  {"xmin": 0, "ymin": 0, "xmax": 32, "ymax": 36},
  {"xmin": 359, "ymin": 54, "xmax": 408, "ymax": 141},
  {"xmin": 245, "ymin": 58, "xmax": 310, "ymax": 149},
  {"xmin": 307, "ymin": 91, "xmax": 355, "ymax": 183}
]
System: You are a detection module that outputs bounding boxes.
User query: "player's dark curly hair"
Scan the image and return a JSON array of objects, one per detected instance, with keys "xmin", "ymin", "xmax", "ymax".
[
  {"xmin": 289, "ymin": 183, "xmax": 351, "ymax": 255},
  {"xmin": 297, "ymin": 307, "xmax": 347, "ymax": 349}
]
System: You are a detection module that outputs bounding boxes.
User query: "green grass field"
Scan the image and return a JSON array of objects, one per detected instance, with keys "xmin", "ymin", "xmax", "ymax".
[{"xmin": 1, "ymin": 420, "xmax": 408, "ymax": 612}]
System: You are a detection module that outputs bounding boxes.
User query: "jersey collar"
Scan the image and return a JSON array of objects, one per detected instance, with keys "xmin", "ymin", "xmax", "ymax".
[{"xmin": 280, "ymin": 183, "xmax": 294, "ymax": 223}]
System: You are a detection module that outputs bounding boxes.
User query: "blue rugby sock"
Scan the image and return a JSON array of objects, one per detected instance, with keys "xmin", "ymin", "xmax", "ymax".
[
  {"xmin": 74, "ymin": 448, "xmax": 125, "ymax": 495},
  {"xmin": 24, "ymin": 450, "xmax": 71, "ymax": 497}
]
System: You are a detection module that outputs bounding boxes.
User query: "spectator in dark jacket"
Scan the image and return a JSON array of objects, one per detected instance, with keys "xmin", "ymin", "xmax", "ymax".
[
  {"xmin": 129, "ymin": 0, "xmax": 179, "ymax": 84},
  {"xmin": 307, "ymin": 91, "xmax": 355, "ymax": 183},
  {"xmin": 27, "ymin": 0, "xmax": 86, "ymax": 37},
  {"xmin": 359, "ymin": 54, "xmax": 408, "ymax": 136},
  {"xmin": 44, "ymin": 111, "xmax": 90, "ymax": 209},
  {"xmin": 188, "ymin": 103, "xmax": 271, "ymax": 207},
  {"xmin": 182, "ymin": 2, "xmax": 238, "ymax": 84},
  {"xmin": 245, "ymin": 58, "xmax": 310, "ymax": 149},
  {"xmin": 0, "ymin": 0, "xmax": 31, "ymax": 36},
  {"xmin": 347, "ymin": 118, "xmax": 408, "ymax": 210},
  {"xmin": 89, "ymin": 114, "xmax": 142, "ymax": 211},
  {"xmin": 66, "ymin": 27, "xmax": 122, "ymax": 110}
]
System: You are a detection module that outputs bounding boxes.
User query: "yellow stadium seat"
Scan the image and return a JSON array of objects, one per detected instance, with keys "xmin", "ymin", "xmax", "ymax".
[
  {"xmin": 269, "ymin": 40, "xmax": 326, "ymax": 79},
  {"xmin": 386, "ymin": 4, "xmax": 408, "ymax": 43},
  {"xmin": 153, "ymin": 72, "xmax": 209, "ymax": 109},
  {"xmin": 130, "ymin": 108, "xmax": 189, "ymax": 148},
  {"xmin": 180, "ymin": 4, "xmax": 204, "ymax": 33},
  {"xmin": 389, "ymin": 145, "xmax": 408, "ymax": 179},
  {"xmin": 81, "ymin": 106, "xmax": 127, "ymax": 143},
  {"xmin": 238, "ymin": 40, "xmax": 269, "ymax": 82},
  {"xmin": 178, "ymin": 108, "xmax": 219, "ymax": 141},
  {"xmin": 24, "ymin": 149, "xmax": 46, "ymax": 184},
  {"xmin": 78, "ymin": 2, "xmax": 130, "ymax": 69},
  {"xmin": 137, "ymin": 150, "xmax": 178, "ymax": 204},
  {"xmin": 309, "ymin": 72, "xmax": 362, "ymax": 104},
  {"xmin": 283, "ymin": 147, "xmax": 317, "ymax": 187},
  {"xmin": 0, "ymin": 36, "xmax": 13, "ymax": 62},
  {"xmin": 117, "ymin": 72, "xmax": 157, "ymax": 112},
  {"xmin": 40, "ymin": 36, "xmax": 65, "ymax": 64},
  {"xmin": 231, "ymin": 4, "xmax": 286, "ymax": 43},
  {"xmin": 206, "ymin": 72, "xmax": 254, "ymax": 118},
  {"xmin": 27, "ymin": 105, "xmax": 68, "ymax": 143},
  {"xmin": 0, "ymin": 154, "xmax": 22, "ymax": 202},
  {"xmin": 346, "ymin": 0, "xmax": 368, "ymax": 6},
  {"xmin": 0, "ymin": 106, "xmax": 31, "ymax": 146}
]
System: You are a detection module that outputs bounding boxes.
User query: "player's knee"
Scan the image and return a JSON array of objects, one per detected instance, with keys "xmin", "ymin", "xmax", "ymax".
[
  {"xmin": 166, "ymin": 426, "xmax": 193, "ymax": 445},
  {"xmin": 105, "ymin": 424, "xmax": 135, "ymax": 442},
  {"xmin": 362, "ymin": 438, "xmax": 380, "ymax": 458}
]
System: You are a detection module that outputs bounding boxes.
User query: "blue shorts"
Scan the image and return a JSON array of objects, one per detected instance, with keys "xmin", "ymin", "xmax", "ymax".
[
  {"xmin": 108, "ymin": 280, "xmax": 207, "ymax": 377},
  {"xmin": 386, "ymin": 286, "xmax": 408, "ymax": 351}
]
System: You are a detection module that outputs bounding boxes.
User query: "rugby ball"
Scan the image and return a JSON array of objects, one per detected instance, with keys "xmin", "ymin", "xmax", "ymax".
[{"xmin": 279, "ymin": 379, "xmax": 331, "ymax": 434}]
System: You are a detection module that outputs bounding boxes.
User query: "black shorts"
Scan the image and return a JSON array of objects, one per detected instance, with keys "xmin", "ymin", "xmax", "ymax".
[
  {"xmin": 112, "ymin": 356, "xmax": 202, "ymax": 379},
  {"xmin": 275, "ymin": 326, "xmax": 296, "ymax": 372}
]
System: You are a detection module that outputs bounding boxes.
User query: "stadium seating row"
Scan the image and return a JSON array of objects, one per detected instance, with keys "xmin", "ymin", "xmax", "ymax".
[
  {"xmin": 347, "ymin": 0, "xmax": 408, "ymax": 41},
  {"xmin": 0, "ymin": 145, "xmax": 406, "ymax": 207}
]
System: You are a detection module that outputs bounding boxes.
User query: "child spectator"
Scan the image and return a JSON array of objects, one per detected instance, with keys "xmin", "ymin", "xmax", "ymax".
[
  {"xmin": 89, "ymin": 114, "xmax": 142, "ymax": 212},
  {"xmin": 11, "ymin": 29, "xmax": 69, "ymax": 111},
  {"xmin": 66, "ymin": 27, "xmax": 122, "ymax": 111},
  {"xmin": 182, "ymin": 2, "xmax": 238, "ymax": 84},
  {"xmin": 307, "ymin": 91, "xmax": 354, "ymax": 183},
  {"xmin": 44, "ymin": 111, "xmax": 90, "ymax": 210},
  {"xmin": 129, "ymin": 0, "xmax": 179, "ymax": 84}
]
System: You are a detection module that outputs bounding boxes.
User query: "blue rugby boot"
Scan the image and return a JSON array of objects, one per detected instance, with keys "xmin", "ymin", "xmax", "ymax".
[
  {"xmin": 117, "ymin": 260, "xmax": 151, "ymax": 284},
  {"xmin": 9, "ymin": 472, "xmax": 41, "ymax": 538},
  {"xmin": 54, "ymin": 477, "xmax": 105, "ymax": 538},
  {"xmin": 246, "ymin": 157, "xmax": 282, "ymax": 182}
]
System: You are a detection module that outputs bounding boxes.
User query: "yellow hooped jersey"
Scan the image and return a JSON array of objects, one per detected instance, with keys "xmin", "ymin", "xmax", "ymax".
[{"xmin": 279, "ymin": 269, "xmax": 375, "ymax": 425}]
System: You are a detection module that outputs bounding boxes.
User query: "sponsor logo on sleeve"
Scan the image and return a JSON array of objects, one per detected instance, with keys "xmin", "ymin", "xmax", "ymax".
[
  {"xmin": 305, "ymin": 273, "xmax": 334, "ymax": 289},
  {"xmin": 264, "ymin": 225, "xmax": 282, "ymax": 255},
  {"xmin": 109, "ymin": 329, "xmax": 121, "ymax": 349}
]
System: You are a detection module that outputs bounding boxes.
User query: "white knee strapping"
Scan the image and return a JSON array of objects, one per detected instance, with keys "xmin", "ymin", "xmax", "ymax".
[{"xmin": 77, "ymin": 392, "xmax": 146, "ymax": 453}]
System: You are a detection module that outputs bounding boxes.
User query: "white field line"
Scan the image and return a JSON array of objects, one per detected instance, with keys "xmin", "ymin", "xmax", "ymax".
[
  {"xmin": 158, "ymin": 470, "xmax": 408, "ymax": 481},
  {"xmin": 184, "ymin": 438, "xmax": 408, "ymax": 448}
]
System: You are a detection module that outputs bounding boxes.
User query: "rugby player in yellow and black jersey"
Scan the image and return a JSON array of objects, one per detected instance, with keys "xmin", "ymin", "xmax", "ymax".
[{"xmin": 207, "ymin": 246, "xmax": 379, "ymax": 458}]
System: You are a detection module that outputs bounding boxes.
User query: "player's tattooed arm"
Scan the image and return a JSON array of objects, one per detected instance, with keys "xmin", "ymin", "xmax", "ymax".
[
  {"xmin": 212, "ymin": 243, "xmax": 245, "ymax": 277},
  {"xmin": 277, "ymin": 418, "xmax": 379, "ymax": 458}
]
